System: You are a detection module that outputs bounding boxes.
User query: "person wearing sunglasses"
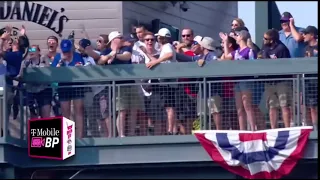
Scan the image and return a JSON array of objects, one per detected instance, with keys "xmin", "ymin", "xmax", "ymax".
[
  {"xmin": 84, "ymin": 34, "xmax": 112, "ymax": 65},
  {"xmin": 175, "ymin": 28, "xmax": 195, "ymax": 54},
  {"xmin": 260, "ymin": 29, "xmax": 292, "ymax": 129},
  {"xmin": 16, "ymin": 45, "xmax": 51, "ymax": 119},
  {"xmin": 231, "ymin": 18, "xmax": 245, "ymax": 30},
  {"xmin": 138, "ymin": 32, "xmax": 165, "ymax": 135},
  {"xmin": 302, "ymin": 26, "xmax": 318, "ymax": 130}
]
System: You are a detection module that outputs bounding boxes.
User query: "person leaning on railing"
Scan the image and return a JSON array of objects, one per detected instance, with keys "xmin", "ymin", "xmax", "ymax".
[
  {"xmin": 141, "ymin": 28, "xmax": 178, "ymax": 135},
  {"xmin": 15, "ymin": 45, "xmax": 52, "ymax": 119},
  {"xmin": 83, "ymin": 33, "xmax": 113, "ymax": 137},
  {"xmin": 301, "ymin": 26, "xmax": 318, "ymax": 130},
  {"xmin": 51, "ymin": 39, "xmax": 85, "ymax": 138}
]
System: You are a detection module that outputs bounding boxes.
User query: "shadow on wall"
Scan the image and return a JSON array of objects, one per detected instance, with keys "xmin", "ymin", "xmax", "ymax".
[{"xmin": 268, "ymin": 1, "xmax": 282, "ymax": 30}]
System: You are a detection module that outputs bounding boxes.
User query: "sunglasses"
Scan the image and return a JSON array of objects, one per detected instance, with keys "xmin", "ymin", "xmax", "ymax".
[
  {"xmin": 182, "ymin": 34, "xmax": 191, "ymax": 38},
  {"xmin": 28, "ymin": 47, "xmax": 37, "ymax": 52},
  {"xmin": 263, "ymin": 37, "xmax": 271, "ymax": 41},
  {"xmin": 231, "ymin": 23, "xmax": 239, "ymax": 27},
  {"xmin": 144, "ymin": 38, "xmax": 154, "ymax": 42},
  {"xmin": 97, "ymin": 40, "xmax": 103, "ymax": 43}
]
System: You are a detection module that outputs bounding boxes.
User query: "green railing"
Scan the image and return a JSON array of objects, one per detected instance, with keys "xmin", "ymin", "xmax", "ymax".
[{"xmin": 0, "ymin": 58, "xmax": 318, "ymax": 146}]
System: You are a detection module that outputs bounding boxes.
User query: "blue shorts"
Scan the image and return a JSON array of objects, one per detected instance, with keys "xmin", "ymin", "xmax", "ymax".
[{"xmin": 27, "ymin": 88, "xmax": 53, "ymax": 108}]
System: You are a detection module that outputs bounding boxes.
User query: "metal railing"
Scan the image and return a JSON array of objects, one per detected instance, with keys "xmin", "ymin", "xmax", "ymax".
[{"xmin": 0, "ymin": 58, "xmax": 318, "ymax": 141}]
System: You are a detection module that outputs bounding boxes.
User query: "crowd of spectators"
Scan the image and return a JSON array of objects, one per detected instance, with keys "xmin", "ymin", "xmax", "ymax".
[{"xmin": 0, "ymin": 11, "xmax": 318, "ymax": 138}]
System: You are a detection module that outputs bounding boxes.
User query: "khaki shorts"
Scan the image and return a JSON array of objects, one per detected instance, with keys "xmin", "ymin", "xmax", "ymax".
[
  {"xmin": 197, "ymin": 93, "xmax": 222, "ymax": 115},
  {"xmin": 264, "ymin": 82, "xmax": 292, "ymax": 108},
  {"xmin": 116, "ymin": 86, "xmax": 145, "ymax": 111}
]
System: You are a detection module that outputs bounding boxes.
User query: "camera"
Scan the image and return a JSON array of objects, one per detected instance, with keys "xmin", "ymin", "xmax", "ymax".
[{"xmin": 180, "ymin": 2, "xmax": 190, "ymax": 12}]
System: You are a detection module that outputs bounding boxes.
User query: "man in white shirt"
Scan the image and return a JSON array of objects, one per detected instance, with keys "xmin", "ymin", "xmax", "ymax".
[{"xmin": 143, "ymin": 28, "xmax": 178, "ymax": 135}]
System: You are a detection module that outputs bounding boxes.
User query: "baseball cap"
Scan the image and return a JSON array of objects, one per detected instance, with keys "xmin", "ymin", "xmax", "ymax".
[
  {"xmin": 302, "ymin": 26, "xmax": 318, "ymax": 36},
  {"xmin": 198, "ymin": 37, "xmax": 216, "ymax": 51},
  {"xmin": 123, "ymin": 34, "xmax": 137, "ymax": 42},
  {"xmin": 155, "ymin": 28, "xmax": 171, "ymax": 37},
  {"xmin": 60, "ymin": 39, "xmax": 73, "ymax": 53},
  {"xmin": 108, "ymin": 31, "xmax": 123, "ymax": 44},
  {"xmin": 280, "ymin": 12, "xmax": 293, "ymax": 22},
  {"xmin": 79, "ymin": 38, "xmax": 91, "ymax": 49},
  {"xmin": 193, "ymin": 35, "xmax": 203, "ymax": 43}
]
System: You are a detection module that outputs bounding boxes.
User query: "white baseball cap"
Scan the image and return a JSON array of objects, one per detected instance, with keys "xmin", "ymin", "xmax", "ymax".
[
  {"xmin": 198, "ymin": 37, "xmax": 216, "ymax": 51},
  {"xmin": 108, "ymin": 31, "xmax": 123, "ymax": 44},
  {"xmin": 155, "ymin": 28, "xmax": 171, "ymax": 37},
  {"xmin": 193, "ymin": 35, "xmax": 203, "ymax": 43}
]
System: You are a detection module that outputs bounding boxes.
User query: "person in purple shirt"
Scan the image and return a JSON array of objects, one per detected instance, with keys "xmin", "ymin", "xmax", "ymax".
[
  {"xmin": 220, "ymin": 30, "xmax": 257, "ymax": 131},
  {"xmin": 52, "ymin": 39, "xmax": 85, "ymax": 138}
]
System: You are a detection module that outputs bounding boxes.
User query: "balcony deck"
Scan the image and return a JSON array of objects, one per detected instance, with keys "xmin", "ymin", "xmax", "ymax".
[{"xmin": 0, "ymin": 58, "xmax": 318, "ymax": 178}]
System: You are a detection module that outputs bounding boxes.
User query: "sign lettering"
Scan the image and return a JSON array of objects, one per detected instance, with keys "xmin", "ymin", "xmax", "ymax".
[{"xmin": 0, "ymin": 1, "xmax": 69, "ymax": 37}]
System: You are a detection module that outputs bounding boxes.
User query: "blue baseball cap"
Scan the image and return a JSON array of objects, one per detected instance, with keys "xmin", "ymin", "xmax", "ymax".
[{"xmin": 60, "ymin": 39, "xmax": 73, "ymax": 53}]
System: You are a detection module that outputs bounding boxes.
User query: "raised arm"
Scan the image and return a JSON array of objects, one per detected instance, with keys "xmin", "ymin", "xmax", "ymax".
[{"xmin": 289, "ymin": 18, "xmax": 304, "ymax": 42}]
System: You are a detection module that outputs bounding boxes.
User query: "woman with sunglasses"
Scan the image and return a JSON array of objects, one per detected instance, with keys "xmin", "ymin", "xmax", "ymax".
[
  {"xmin": 138, "ymin": 32, "xmax": 165, "ymax": 135},
  {"xmin": 231, "ymin": 18, "xmax": 245, "ymax": 30},
  {"xmin": 17, "ymin": 45, "xmax": 52, "ymax": 118}
]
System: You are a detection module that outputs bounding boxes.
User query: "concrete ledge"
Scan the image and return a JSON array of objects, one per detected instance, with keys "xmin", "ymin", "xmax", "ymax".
[{"xmin": 0, "ymin": 131, "xmax": 317, "ymax": 168}]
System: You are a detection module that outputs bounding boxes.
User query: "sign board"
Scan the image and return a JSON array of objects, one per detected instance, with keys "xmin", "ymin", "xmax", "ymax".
[{"xmin": 28, "ymin": 116, "xmax": 75, "ymax": 160}]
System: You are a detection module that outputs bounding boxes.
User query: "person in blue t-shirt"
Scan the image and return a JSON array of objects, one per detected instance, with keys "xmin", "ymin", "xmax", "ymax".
[{"xmin": 52, "ymin": 39, "xmax": 85, "ymax": 138}]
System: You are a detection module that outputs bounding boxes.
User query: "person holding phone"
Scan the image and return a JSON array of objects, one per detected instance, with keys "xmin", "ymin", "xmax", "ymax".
[{"xmin": 17, "ymin": 45, "xmax": 51, "ymax": 118}]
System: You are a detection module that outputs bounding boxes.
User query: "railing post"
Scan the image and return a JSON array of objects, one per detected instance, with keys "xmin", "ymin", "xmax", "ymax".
[
  {"xmin": 112, "ymin": 81, "xmax": 117, "ymax": 137},
  {"xmin": 301, "ymin": 74, "xmax": 306, "ymax": 125},
  {"xmin": 296, "ymin": 74, "xmax": 301, "ymax": 126},
  {"xmin": 1, "ymin": 76, "xmax": 7, "ymax": 139},
  {"xmin": 208, "ymin": 81, "xmax": 212, "ymax": 130},
  {"xmin": 203, "ymin": 78, "xmax": 208, "ymax": 130}
]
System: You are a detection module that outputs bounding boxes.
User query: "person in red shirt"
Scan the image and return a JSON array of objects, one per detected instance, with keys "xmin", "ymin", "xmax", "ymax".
[
  {"xmin": 175, "ymin": 28, "xmax": 195, "ymax": 53},
  {"xmin": 175, "ymin": 36, "xmax": 202, "ymax": 134}
]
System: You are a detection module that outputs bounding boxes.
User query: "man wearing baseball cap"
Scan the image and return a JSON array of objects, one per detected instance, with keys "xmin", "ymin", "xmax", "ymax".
[
  {"xmin": 279, "ymin": 12, "xmax": 305, "ymax": 58},
  {"xmin": 143, "ymin": 28, "xmax": 178, "ymax": 135},
  {"xmin": 302, "ymin": 25, "xmax": 318, "ymax": 129},
  {"xmin": 51, "ymin": 39, "xmax": 85, "ymax": 138},
  {"xmin": 107, "ymin": 31, "xmax": 144, "ymax": 137},
  {"xmin": 192, "ymin": 36, "xmax": 223, "ymax": 130}
]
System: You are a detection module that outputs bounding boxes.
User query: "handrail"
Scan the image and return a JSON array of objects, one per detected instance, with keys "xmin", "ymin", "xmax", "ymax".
[{"xmin": 23, "ymin": 58, "xmax": 318, "ymax": 83}]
